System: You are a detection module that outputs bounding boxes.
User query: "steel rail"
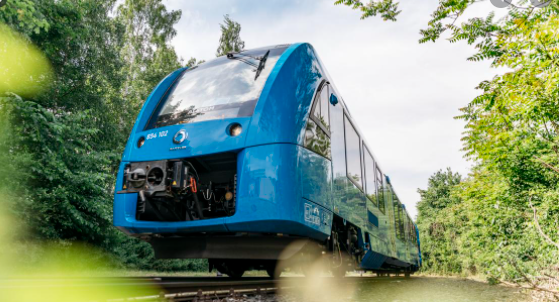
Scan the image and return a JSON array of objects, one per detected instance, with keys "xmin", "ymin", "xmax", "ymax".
[
  {"xmin": 0, "ymin": 276, "xmax": 281, "ymax": 301},
  {"xmin": 1, "ymin": 275, "xmax": 409, "ymax": 301}
]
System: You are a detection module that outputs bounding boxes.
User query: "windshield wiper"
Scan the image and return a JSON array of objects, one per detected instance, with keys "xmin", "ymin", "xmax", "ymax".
[
  {"xmin": 227, "ymin": 50, "xmax": 270, "ymax": 80},
  {"xmin": 254, "ymin": 50, "xmax": 270, "ymax": 80},
  {"xmin": 226, "ymin": 52, "xmax": 258, "ymax": 67}
]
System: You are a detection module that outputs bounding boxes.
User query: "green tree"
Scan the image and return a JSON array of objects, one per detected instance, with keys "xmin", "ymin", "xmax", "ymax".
[
  {"xmin": 412, "ymin": 2, "xmax": 559, "ymax": 295},
  {"xmin": 0, "ymin": 0, "xmax": 206, "ymax": 271},
  {"xmin": 334, "ymin": 0, "xmax": 400, "ymax": 21},
  {"xmin": 417, "ymin": 168, "xmax": 462, "ymax": 214},
  {"xmin": 1, "ymin": 0, "xmax": 127, "ymax": 243},
  {"xmin": 186, "ymin": 57, "xmax": 205, "ymax": 68},
  {"xmin": 416, "ymin": 169, "xmax": 464, "ymax": 275},
  {"xmin": 118, "ymin": 0, "xmax": 183, "ymax": 119},
  {"xmin": 216, "ymin": 14, "xmax": 245, "ymax": 57},
  {"xmin": 418, "ymin": 1, "xmax": 559, "ymax": 179}
]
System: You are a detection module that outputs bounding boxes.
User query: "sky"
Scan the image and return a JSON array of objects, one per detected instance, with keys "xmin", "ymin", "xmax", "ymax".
[{"xmin": 164, "ymin": 0, "xmax": 502, "ymax": 219}]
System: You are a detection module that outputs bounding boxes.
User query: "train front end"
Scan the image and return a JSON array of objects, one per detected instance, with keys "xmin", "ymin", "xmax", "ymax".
[{"xmin": 113, "ymin": 44, "xmax": 331, "ymax": 267}]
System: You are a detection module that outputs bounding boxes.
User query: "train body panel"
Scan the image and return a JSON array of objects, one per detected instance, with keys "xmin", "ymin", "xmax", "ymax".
[
  {"xmin": 121, "ymin": 68, "xmax": 187, "ymax": 162},
  {"xmin": 114, "ymin": 42, "xmax": 421, "ymax": 273}
]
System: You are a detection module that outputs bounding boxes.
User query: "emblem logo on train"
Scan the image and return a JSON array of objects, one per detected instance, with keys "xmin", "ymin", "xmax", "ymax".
[{"xmin": 173, "ymin": 129, "xmax": 188, "ymax": 144}]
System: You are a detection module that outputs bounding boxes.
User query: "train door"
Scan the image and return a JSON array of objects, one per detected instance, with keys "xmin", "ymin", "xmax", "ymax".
[
  {"xmin": 385, "ymin": 184, "xmax": 398, "ymax": 257},
  {"xmin": 394, "ymin": 197, "xmax": 406, "ymax": 259},
  {"xmin": 363, "ymin": 145, "xmax": 386, "ymax": 254},
  {"xmin": 302, "ymin": 81, "xmax": 332, "ymax": 210},
  {"xmin": 329, "ymin": 91, "xmax": 349, "ymax": 219},
  {"xmin": 342, "ymin": 113, "xmax": 367, "ymax": 227},
  {"xmin": 403, "ymin": 212, "xmax": 411, "ymax": 263}
]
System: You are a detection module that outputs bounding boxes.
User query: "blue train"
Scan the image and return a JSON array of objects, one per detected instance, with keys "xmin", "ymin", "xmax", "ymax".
[{"xmin": 114, "ymin": 43, "xmax": 421, "ymax": 277}]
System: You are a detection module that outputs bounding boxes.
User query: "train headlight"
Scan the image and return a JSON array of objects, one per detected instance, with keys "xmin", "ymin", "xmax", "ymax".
[
  {"xmin": 225, "ymin": 191, "xmax": 233, "ymax": 201},
  {"xmin": 229, "ymin": 123, "xmax": 242, "ymax": 136},
  {"xmin": 137, "ymin": 136, "xmax": 145, "ymax": 148}
]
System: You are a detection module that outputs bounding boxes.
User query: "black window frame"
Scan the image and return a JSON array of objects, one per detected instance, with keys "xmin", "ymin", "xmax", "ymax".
[
  {"xmin": 362, "ymin": 144, "xmax": 378, "ymax": 207},
  {"xmin": 403, "ymin": 212, "xmax": 409, "ymax": 241},
  {"xmin": 408, "ymin": 217, "xmax": 414, "ymax": 243},
  {"xmin": 343, "ymin": 113, "xmax": 363, "ymax": 191},
  {"xmin": 375, "ymin": 165, "xmax": 386, "ymax": 214},
  {"xmin": 304, "ymin": 80, "xmax": 332, "ymax": 159},
  {"xmin": 393, "ymin": 194, "xmax": 405, "ymax": 241},
  {"xmin": 309, "ymin": 80, "xmax": 331, "ymax": 136}
]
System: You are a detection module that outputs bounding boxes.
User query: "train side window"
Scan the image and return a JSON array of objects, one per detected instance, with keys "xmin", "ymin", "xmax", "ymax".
[
  {"xmin": 410, "ymin": 219, "xmax": 414, "ymax": 242},
  {"xmin": 304, "ymin": 120, "xmax": 331, "ymax": 159},
  {"xmin": 404, "ymin": 214, "xmax": 409, "ymax": 241},
  {"xmin": 394, "ymin": 196, "xmax": 405, "ymax": 241},
  {"xmin": 375, "ymin": 167, "xmax": 386, "ymax": 214},
  {"xmin": 311, "ymin": 83, "xmax": 330, "ymax": 131},
  {"xmin": 344, "ymin": 114, "xmax": 362, "ymax": 189},
  {"xmin": 319, "ymin": 86, "xmax": 330, "ymax": 128},
  {"xmin": 313, "ymin": 92, "xmax": 322, "ymax": 121},
  {"xmin": 407, "ymin": 219, "xmax": 411, "ymax": 242},
  {"xmin": 363, "ymin": 145, "xmax": 377, "ymax": 206},
  {"xmin": 330, "ymin": 94, "xmax": 346, "ymax": 187},
  {"xmin": 305, "ymin": 82, "xmax": 331, "ymax": 159},
  {"xmin": 398, "ymin": 204, "xmax": 405, "ymax": 240}
]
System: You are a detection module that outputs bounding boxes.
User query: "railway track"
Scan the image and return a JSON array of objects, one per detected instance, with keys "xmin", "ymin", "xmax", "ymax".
[
  {"xmin": 144, "ymin": 277, "xmax": 280, "ymax": 301},
  {"xmin": 1, "ymin": 275, "xmax": 408, "ymax": 301},
  {"xmin": 1, "ymin": 276, "xmax": 282, "ymax": 301}
]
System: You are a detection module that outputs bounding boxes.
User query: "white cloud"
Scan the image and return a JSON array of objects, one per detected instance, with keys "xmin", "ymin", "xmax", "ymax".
[{"xmin": 164, "ymin": 0, "xmax": 501, "ymax": 219}]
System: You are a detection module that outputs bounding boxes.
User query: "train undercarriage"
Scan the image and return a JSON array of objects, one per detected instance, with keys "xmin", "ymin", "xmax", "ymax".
[
  {"xmin": 119, "ymin": 154, "xmax": 416, "ymax": 278},
  {"xmin": 144, "ymin": 215, "xmax": 415, "ymax": 278}
]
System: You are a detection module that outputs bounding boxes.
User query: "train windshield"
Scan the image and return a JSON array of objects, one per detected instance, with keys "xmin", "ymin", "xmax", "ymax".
[{"xmin": 148, "ymin": 45, "xmax": 288, "ymax": 129}]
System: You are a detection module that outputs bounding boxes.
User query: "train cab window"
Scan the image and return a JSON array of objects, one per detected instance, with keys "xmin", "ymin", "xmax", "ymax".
[
  {"xmin": 312, "ymin": 83, "xmax": 330, "ymax": 130},
  {"xmin": 313, "ymin": 94, "xmax": 321, "ymax": 120},
  {"xmin": 304, "ymin": 83, "xmax": 331, "ymax": 159},
  {"xmin": 363, "ymin": 145, "xmax": 377, "ymax": 206},
  {"xmin": 344, "ymin": 114, "xmax": 362, "ymax": 189},
  {"xmin": 319, "ymin": 86, "xmax": 330, "ymax": 128},
  {"xmin": 147, "ymin": 46, "xmax": 287, "ymax": 129},
  {"xmin": 375, "ymin": 168, "xmax": 386, "ymax": 214}
]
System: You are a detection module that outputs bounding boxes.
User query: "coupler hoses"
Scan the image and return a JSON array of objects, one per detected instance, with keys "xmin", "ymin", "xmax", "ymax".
[{"xmin": 191, "ymin": 189, "xmax": 204, "ymax": 219}]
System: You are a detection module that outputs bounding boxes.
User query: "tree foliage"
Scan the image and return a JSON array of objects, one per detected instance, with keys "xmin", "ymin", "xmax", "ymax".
[
  {"xmin": 416, "ymin": 1, "xmax": 559, "ymax": 296},
  {"xmin": 118, "ymin": 0, "xmax": 182, "ymax": 117},
  {"xmin": 334, "ymin": 0, "xmax": 401, "ymax": 21},
  {"xmin": 417, "ymin": 168, "xmax": 462, "ymax": 214},
  {"xmin": 216, "ymin": 14, "xmax": 245, "ymax": 57},
  {"xmin": 0, "ymin": 0, "xmax": 204, "ymax": 271}
]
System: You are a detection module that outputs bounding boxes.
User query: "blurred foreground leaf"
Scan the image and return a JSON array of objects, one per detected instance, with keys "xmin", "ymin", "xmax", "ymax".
[{"xmin": 0, "ymin": 23, "xmax": 53, "ymax": 97}]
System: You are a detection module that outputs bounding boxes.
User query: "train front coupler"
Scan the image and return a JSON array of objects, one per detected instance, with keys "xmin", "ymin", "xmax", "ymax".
[{"xmin": 119, "ymin": 159, "xmax": 235, "ymax": 221}]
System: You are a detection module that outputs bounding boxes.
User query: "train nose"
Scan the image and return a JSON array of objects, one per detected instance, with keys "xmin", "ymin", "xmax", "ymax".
[{"xmin": 126, "ymin": 117, "xmax": 251, "ymax": 162}]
